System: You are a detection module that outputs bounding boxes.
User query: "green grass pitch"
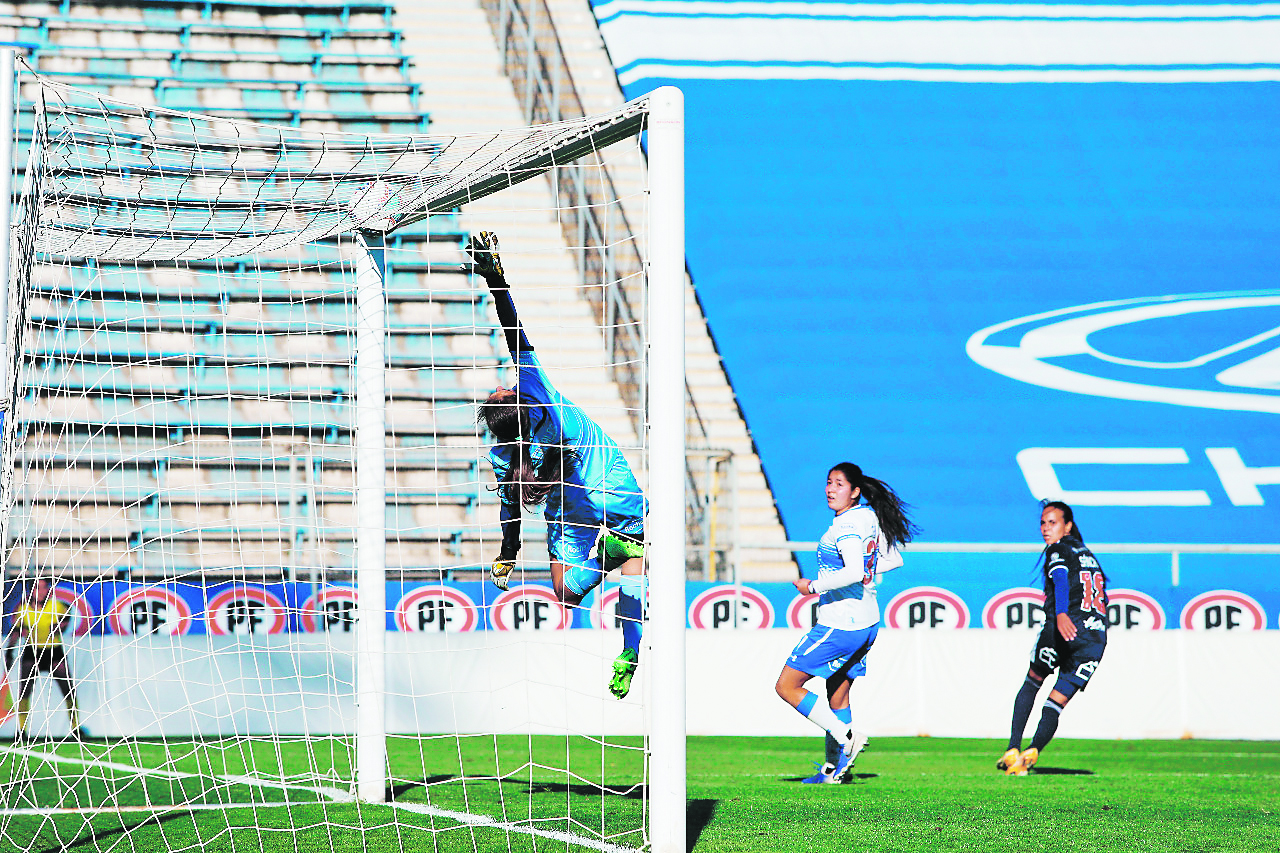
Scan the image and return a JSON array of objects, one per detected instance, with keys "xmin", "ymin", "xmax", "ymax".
[{"xmin": 1, "ymin": 736, "xmax": 1276, "ymax": 852}]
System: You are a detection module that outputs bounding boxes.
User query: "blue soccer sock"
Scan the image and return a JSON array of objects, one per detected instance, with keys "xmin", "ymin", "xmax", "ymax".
[
  {"xmin": 616, "ymin": 575, "xmax": 645, "ymax": 655},
  {"xmin": 796, "ymin": 691, "xmax": 849, "ymax": 740},
  {"xmin": 1030, "ymin": 698, "xmax": 1064, "ymax": 751},
  {"xmin": 1008, "ymin": 676, "xmax": 1040, "ymax": 751}
]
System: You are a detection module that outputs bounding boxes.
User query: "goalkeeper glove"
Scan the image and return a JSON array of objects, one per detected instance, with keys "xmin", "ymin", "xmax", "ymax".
[
  {"xmin": 491, "ymin": 557, "xmax": 515, "ymax": 591},
  {"xmin": 465, "ymin": 231, "xmax": 504, "ymax": 279}
]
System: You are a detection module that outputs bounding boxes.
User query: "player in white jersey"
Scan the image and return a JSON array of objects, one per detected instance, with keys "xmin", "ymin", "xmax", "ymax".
[{"xmin": 774, "ymin": 462, "xmax": 916, "ymax": 783}]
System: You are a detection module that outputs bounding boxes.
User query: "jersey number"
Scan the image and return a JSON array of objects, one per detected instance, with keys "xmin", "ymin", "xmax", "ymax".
[{"xmin": 1079, "ymin": 571, "xmax": 1106, "ymax": 615}]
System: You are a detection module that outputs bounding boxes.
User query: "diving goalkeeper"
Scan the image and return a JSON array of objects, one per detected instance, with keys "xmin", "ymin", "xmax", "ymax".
[{"xmin": 468, "ymin": 232, "xmax": 647, "ymax": 700}]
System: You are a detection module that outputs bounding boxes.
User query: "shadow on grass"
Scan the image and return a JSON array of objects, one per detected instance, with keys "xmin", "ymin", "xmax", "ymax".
[
  {"xmin": 386, "ymin": 776, "xmax": 718, "ymax": 851},
  {"xmin": 780, "ymin": 773, "xmax": 879, "ymax": 783},
  {"xmin": 43, "ymin": 810, "xmax": 194, "ymax": 853},
  {"xmin": 1032, "ymin": 767, "xmax": 1094, "ymax": 776}
]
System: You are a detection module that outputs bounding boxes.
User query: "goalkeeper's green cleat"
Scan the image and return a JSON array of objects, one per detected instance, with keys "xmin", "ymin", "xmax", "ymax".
[{"xmin": 609, "ymin": 647, "xmax": 639, "ymax": 699}]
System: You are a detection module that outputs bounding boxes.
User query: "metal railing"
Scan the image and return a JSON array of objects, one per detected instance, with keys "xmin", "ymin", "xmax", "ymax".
[{"xmin": 477, "ymin": 0, "xmax": 724, "ymax": 555}]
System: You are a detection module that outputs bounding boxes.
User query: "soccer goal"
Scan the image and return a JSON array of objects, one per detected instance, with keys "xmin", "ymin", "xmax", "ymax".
[{"xmin": 0, "ymin": 49, "xmax": 685, "ymax": 853}]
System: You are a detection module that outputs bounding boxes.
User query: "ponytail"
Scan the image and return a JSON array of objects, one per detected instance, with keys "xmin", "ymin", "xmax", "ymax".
[{"xmin": 829, "ymin": 462, "xmax": 918, "ymax": 549}]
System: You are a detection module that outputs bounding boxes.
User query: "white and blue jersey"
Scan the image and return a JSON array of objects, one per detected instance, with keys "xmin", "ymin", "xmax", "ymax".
[
  {"xmin": 812, "ymin": 504, "xmax": 881, "ymax": 631},
  {"xmin": 489, "ymin": 351, "xmax": 646, "ymax": 589}
]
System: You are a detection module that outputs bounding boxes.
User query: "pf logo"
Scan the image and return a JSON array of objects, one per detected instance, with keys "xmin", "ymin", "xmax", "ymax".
[
  {"xmin": 687, "ymin": 585, "xmax": 775, "ymax": 630},
  {"xmin": 109, "ymin": 587, "xmax": 193, "ymax": 636},
  {"xmin": 490, "ymin": 586, "xmax": 570, "ymax": 631},
  {"xmin": 53, "ymin": 586, "xmax": 94, "ymax": 637},
  {"xmin": 206, "ymin": 587, "xmax": 288, "ymax": 635},
  {"xmin": 1180, "ymin": 590, "xmax": 1266, "ymax": 631},
  {"xmin": 587, "ymin": 586, "xmax": 622, "ymax": 630},
  {"xmin": 300, "ymin": 587, "xmax": 358, "ymax": 633},
  {"xmin": 395, "ymin": 586, "xmax": 478, "ymax": 633},
  {"xmin": 982, "ymin": 588, "xmax": 1047, "ymax": 631},
  {"xmin": 885, "ymin": 587, "xmax": 970, "ymax": 629},
  {"xmin": 1105, "ymin": 589, "xmax": 1166, "ymax": 630},
  {"xmin": 786, "ymin": 593, "xmax": 821, "ymax": 629}
]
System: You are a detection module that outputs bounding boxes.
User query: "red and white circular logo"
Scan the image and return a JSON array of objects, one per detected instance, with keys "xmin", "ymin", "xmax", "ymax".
[
  {"xmin": 395, "ymin": 586, "xmax": 478, "ymax": 633},
  {"xmin": 1105, "ymin": 588, "xmax": 1165, "ymax": 631},
  {"xmin": 786, "ymin": 593, "xmax": 821, "ymax": 629},
  {"xmin": 53, "ymin": 585, "xmax": 94, "ymax": 637},
  {"xmin": 109, "ymin": 587, "xmax": 193, "ymax": 636},
  {"xmin": 207, "ymin": 587, "xmax": 288, "ymax": 635},
  {"xmin": 885, "ymin": 587, "xmax": 970, "ymax": 629},
  {"xmin": 300, "ymin": 586, "xmax": 359, "ymax": 633},
  {"xmin": 587, "ymin": 586, "xmax": 622, "ymax": 630},
  {"xmin": 688, "ymin": 585, "xmax": 775, "ymax": 630},
  {"xmin": 982, "ymin": 588, "xmax": 1047, "ymax": 631},
  {"xmin": 1180, "ymin": 590, "xmax": 1265, "ymax": 631},
  {"xmin": 490, "ymin": 585, "xmax": 571, "ymax": 631}
]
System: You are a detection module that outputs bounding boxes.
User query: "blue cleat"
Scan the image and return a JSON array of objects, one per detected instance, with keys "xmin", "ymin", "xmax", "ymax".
[
  {"xmin": 830, "ymin": 730, "xmax": 869, "ymax": 782},
  {"xmin": 800, "ymin": 762, "xmax": 836, "ymax": 784}
]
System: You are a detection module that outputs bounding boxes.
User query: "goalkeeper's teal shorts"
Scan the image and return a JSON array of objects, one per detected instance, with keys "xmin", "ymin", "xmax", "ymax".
[{"xmin": 551, "ymin": 517, "xmax": 644, "ymax": 597}]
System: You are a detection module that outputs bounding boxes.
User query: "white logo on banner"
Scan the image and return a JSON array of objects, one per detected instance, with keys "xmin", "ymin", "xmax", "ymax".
[
  {"xmin": 53, "ymin": 586, "xmax": 94, "ymax": 637},
  {"xmin": 1106, "ymin": 589, "xmax": 1166, "ymax": 630},
  {"xmin": 109, "ymin": 588, "xmax": 192, "ymax": 636},
  {"xmin": 786, "ymin": 593, "xmax": 821, "ymax": 629},
  {"xmin": 491, "ymin": 586, "xmax": 570, "ymax": 631},
  {"xmin": 206, "ymin": 587, "xmax": 287, "ymax": 635},
  {"xmin": 687, "ymin": 586, "xmax": 775, "ymax": 630},
  {"xmin": 967, "ymin": 292, "xmax": 1280, "ymax": 414},
  {"xmin": 885, "ymin": 587, "xmax": 970, "ymax": 629},
  {"xmin": 300, "ymin": 587, "xmax": 358, "ymax": 633},
  {"xmin": 1180, "ymin": 590, "xmax": 1266, "ymax": 631},
  {"xmin": 395, "ymin": 587, "xmax": 478, "ymax": 633},
  {"xmin": 982, "ymin": 588, "xmax": 1047, "ymax": 630}
]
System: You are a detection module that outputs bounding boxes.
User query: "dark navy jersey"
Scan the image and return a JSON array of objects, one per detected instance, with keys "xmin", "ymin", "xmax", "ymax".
[{"xmin": 1043, "ymin": 536, "xmax": 1108, "ymax": 635}]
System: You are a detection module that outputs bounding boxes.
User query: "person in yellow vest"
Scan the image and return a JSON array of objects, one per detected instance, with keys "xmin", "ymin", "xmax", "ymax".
[{"xmin": 5, "ymin": 577, "xmax": 86, "ymax": 740}]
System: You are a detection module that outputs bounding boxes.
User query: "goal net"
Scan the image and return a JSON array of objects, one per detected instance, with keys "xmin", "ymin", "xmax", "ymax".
[{"xmin": 0, "ymin": 66, "xmax": 685, "ymax": 853}]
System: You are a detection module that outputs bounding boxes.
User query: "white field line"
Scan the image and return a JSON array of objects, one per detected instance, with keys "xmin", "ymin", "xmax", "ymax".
[
  {"xmin": 0, "ymin": 802, "xmax": 290, "ymax": 816},
  {"xmin": 0, "ymin": 744, "xmax": 635, "ymax": 853}
]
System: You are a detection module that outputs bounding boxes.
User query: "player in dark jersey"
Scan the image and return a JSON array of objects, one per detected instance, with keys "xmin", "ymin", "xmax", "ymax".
[{"xmin": 999, "ymin": 500, "xmax": 1107, "ymax": 775}]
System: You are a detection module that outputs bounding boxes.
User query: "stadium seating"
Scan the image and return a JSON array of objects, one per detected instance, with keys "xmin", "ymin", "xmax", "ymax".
[{"xmin": 5, "ymin": 0, "xmax": 505, "ymax": 582}]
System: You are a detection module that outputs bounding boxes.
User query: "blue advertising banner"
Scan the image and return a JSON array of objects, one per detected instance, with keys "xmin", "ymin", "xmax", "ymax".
[{"xmin": 18, "ymin": 569, "xmax": 1277, "ymax": 636}]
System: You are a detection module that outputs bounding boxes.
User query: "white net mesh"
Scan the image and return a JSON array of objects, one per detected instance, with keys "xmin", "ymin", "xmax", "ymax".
[{"xmin": 1, "ymin": 72, "xmax": 656, "ymax": 852}]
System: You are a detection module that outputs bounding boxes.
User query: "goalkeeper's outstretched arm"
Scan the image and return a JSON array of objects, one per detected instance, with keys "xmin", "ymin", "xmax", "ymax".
[{"xmin": 466, "ymin": 231, "xmax": 532, "ymax": 358}]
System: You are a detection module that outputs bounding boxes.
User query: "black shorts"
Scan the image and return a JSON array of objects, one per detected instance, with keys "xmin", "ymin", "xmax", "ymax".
[
  {"xmin": 1029, "ymin": 626, "xmax": 1106, "ymax": 691},
  {"xmin": 17, "ymin": 645, "xmax": 73, "ymax": 700}
]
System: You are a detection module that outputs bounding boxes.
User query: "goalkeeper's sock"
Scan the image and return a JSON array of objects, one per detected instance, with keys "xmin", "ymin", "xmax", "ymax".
[
  {"xmin": 1008, "ymin": 675, "xmax": 1040, "ymax": 751},
  {"xmin": 65, "ymin": 697, "xmax": 80, "ymax": 731},
  {"xmin": 795, "ymin": 691, "xmax": 849, "ymax": 740},
  {"xmin": 1029, "ymin": 698, "xmax": 1064, "ymax": 751},
  {"xmin": 17, "ymin": 699, "xmax": 28, "ymax": 738},
  {"xmin": 617, "ymin": 575, "xmax": 645, "ymax": 654}
]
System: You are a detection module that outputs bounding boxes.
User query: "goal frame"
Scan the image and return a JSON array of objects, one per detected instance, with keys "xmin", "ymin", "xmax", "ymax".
[{"xmin": 1, "ymin": 48, "xmax": 687, "ymax": 853}]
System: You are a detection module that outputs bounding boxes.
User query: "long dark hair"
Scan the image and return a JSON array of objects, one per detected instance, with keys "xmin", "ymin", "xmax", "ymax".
[
  {"xmin": 829, "ymin": 462, "xmax": 917, "ymax": 549},
  {"xmin": 479, "ymin": 393, "xmax": 572, "ymax": 508},
  {"xmin": 1037, "ymin": 500, "xmax": 1107, "ymax": 585}
]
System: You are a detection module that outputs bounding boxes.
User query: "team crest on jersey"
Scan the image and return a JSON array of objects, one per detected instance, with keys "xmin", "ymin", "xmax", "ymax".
[
  {"xmin": 1180, "ymin": 590, "xmax": 1266, "ymax": 631},
  {"xmin": 1105, "ymin": 589, "xmax": 1166, "ymax": 630},
  {"xmin": 206, "ymin": 586, "xmax": 288, "ymax": 635},
  {"xmin": 300, "ymin": 587, "xmax": 358, "ymax": 633},
  {"xmin": 687, "ymin": 585, "xmax": 775, "ymax": 630},
  {"xmin": 395, "ymin": 586, "xmax": 478, "ymax": 633},
  {"xmin": 490, "ymin": 585, "xmax": 571, "ymax": 631},
  {"xmin": 108, "ymin": 587, "xmax": 193, "ymax": 636},
  {"xmin": 53, "ymin": 585, "xmax": 95, "ymax": 637},
  {"xmin": 885, "ymin": 587, "xmax": 969, "ymax": 629},
  {"xmin": 982, "ymin": 588, "xmax": 1047, "ymax": 630}
]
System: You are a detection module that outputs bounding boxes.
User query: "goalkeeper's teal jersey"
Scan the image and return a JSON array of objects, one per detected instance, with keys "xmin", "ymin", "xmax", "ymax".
[{"xmin": 488, "ymin": 351, "xmax": 646, "ymax": 530}]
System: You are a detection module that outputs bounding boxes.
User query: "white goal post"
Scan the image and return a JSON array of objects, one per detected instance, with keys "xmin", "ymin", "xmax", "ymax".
[{"xmin": 0, "ymin": 47, "xmax": 686, "ymax": 853}]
